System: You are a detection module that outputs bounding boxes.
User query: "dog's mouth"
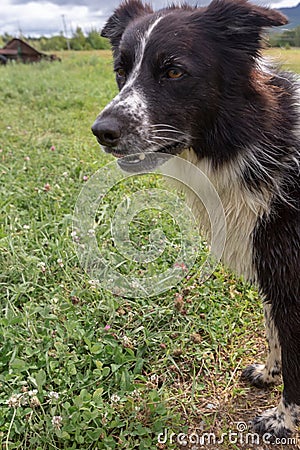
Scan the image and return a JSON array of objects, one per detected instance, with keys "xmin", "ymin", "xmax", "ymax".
[
  {"xmin": 117, "ymin": 151, "xmax": 172, "ymax": 173},
  {"xmin": 104, "ymin": 140, "xmax": 187, "ymax": 157},
  {"xmin": 104, "ymin": 142, "xmax": 187, "ymax": 172}
]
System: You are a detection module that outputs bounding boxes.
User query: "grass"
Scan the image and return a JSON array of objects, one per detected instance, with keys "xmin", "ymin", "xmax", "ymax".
[
  {"xmin": 266, "ymin": 47, "xmax": 300, "ymax": 73},
  {"xmin": 0, "ymin": 49, "xmax": 299, "ymax": 449}
]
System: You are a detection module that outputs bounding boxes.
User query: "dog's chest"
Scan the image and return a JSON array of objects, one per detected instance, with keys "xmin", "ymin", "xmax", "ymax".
[{"xmin": 164, "ymin": 150, "xmax": 267, "ymax": 282}]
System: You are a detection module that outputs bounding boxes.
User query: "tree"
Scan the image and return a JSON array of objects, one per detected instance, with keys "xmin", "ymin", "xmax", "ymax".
[
  {"xmin": 86, "ymin": 29, "xmax": 111, "ymax": 50},
  {"xmin": 2, "ymin": 33, "xmax": 13, "ymax": 44},
  {"xmin": 70, "ymin": 27, "xmax": 86, "ymax": 50}
]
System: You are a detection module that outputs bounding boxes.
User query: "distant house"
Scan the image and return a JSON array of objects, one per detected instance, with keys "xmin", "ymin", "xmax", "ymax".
[{"xmin": 0, "ymin": 38, "xmax": 59, "ymax": 63}]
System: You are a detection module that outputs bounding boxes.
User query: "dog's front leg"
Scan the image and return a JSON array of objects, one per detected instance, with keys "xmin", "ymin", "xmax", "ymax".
[
  {"xmin": 251, "ymin": 307, "xmax": 300, "ymax": 439},
  {"xmin": 241, "ymin": 302, "xmax": 281, "ymax": 388}
]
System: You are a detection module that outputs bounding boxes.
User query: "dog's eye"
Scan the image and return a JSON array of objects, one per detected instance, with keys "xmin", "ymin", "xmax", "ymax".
[
  {"xmin": 166, "ymin": 68, "xmax": 185, "ymax": 79},
  {"xmin": 116, "ymin": 68, "xmax": 126, "ymax": 79}
]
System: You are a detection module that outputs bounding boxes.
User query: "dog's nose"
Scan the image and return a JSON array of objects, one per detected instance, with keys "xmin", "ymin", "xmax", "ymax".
[{"xmin": 91, "ymin": 118, "xmax": 121, "ymax": 147}]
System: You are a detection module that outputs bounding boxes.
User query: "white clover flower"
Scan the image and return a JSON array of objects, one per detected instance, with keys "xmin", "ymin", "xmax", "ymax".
[
  {"xmin": 110, "ymin": 394, "xmax": 121, "ymax": 403},
  {"xmin": 52, "ymin": 415, "xmax": 63, "ymax": 429},
  {"xmin": 150, "ymin": 374, "xmax": 159, "ymax": 384},
  {"xmin": 88, "ymin": 279, "xmax": 100, "ymax": 289},
  {"xmin": 122, "ymin": 335, "xmax": 132, "ymax": 347},
  {"xmin": 57, "ymin": 258, "xmax": 64, "ymax": 267},
  {"xmin": 71, "ymin": 230, "xmax": 80, "ymax": 242},
  {"xmin": 6, "ymin": 393, "xmax": 23, "ymax": 408},
  {"xmin": 37, "ymin": 262, "xmax": 46, "ymax": 273},
  {"xmin": 48, "ymin": 391, "xmax": 59, "ymax": 400},
  {"xmin": 28, "ymin": 389, "xmax": 38, "ymax": 397},
  {"xmin": 131, "ymin": 389, "xmax": 141, "ymax": 398}
]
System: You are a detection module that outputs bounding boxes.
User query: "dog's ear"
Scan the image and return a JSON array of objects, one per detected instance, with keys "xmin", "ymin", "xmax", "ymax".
[
  {"xmin": 199, "ymin": 0, "xmax": 287, "ymax": 56},
  {"xmin": 101, "ymin": 0, "xmax": 153, "ymax": 51}
]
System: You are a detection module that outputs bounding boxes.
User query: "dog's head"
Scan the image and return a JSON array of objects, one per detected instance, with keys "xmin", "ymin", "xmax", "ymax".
[{"xmin": 92, "ymin": 0, "xmax": 287, "ymax": 170}]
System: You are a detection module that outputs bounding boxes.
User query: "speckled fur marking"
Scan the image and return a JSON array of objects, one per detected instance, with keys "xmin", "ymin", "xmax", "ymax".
[{"xmin": 251, "ymin": 399, "xmax": 300, "ymax": 440}]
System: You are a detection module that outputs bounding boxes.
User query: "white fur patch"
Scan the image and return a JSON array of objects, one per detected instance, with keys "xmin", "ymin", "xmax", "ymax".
[
  {"xmin": 165, "ymin": 148, "xmax": 272, "ymax": 282},
  {"xmin": 101, "ymin": 86, "xmax": 147, "ymax": 119},
  {"xmin": 99, "ymin": 19, "xmax": 164, "ymax": 139},
  {"xmin": 126, "ymin": 16, "xmax": 163, "ymax": 89}
]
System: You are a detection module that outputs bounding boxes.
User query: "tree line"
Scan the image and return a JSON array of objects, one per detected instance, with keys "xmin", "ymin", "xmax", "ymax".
[
  {"xmin": 269, "ymin": 27, "xmax": 300, "ymax": 48},
  {"xmin": 0, "ymin": 27, "xmax": 111, "ymax": 52},
  {"xmin": 1, "ymin": 26, "xmax": 300, "ymax": 52}
]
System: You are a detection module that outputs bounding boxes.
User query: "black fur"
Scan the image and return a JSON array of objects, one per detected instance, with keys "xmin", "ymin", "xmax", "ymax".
[{"xmin": 253, "ymin": 187, "xmax": 300, "ymax": 407}]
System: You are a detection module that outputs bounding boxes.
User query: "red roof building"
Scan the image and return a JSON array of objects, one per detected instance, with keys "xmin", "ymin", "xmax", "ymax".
[{"xmin": 0, "ymin": 38, "xmax": 59, "ymax": 63}]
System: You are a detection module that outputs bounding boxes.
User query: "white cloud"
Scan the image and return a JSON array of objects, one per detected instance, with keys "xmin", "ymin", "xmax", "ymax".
[
  {"xmin": 0, "ymin": 0, "xmax": 106, "ymax": 36},
  {"xmin": 271, "ymin": 0, "xmax": 299, "ymax": 7}
]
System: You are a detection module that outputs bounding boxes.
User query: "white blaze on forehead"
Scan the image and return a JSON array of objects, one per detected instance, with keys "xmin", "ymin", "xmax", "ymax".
[
  {"xmin": 99, "ymin": 18, "xmax": 163, "ymax": 126},
  {"xmin": 97, "ymin": 17, "xmax": 163, "ymax": 135},
  {"xmin": 126, "ymin": 15, "xmax": 163, "ymax": 88}
]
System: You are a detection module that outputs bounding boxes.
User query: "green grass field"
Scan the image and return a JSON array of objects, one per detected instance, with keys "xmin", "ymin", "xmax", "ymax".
[{"xmin": 0, "ymin": 49, "xmax": 298, "ymax": 450}]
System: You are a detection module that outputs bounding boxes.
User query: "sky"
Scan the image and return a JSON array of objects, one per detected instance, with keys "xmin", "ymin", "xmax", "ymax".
[{"xmin": 0, "ymin": 0, "xmax": 298, "ymax": 37}]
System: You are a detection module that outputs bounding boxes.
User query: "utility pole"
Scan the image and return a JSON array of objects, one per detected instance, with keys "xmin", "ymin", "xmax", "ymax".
[
  {"xmin": 18, "ymin": 21, "xmax": 23, "ymax": 39},
  {"xmin": 61, "ymin": 14, "xmax": 71, "ymax": 50}
]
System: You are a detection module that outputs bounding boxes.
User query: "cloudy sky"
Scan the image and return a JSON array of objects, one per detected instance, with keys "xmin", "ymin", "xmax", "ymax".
[{"xmin": 0, "ymin": 0, "xmax": 297, "ymax": 37}]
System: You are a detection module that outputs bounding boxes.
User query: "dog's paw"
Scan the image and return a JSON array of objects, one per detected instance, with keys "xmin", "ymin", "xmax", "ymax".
[
  {"xmin": 250, "ymin": 407, "xmax": 293, "ymax": 441},
  {"xmin": 241, "ymin": 363, "xmax": 281, "ymax": 389}
]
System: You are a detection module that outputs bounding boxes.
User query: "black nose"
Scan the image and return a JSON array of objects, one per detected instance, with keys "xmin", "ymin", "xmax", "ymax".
[{"xmin": 91, "ymin": 118, "xmax": 121, "ymax": 147}]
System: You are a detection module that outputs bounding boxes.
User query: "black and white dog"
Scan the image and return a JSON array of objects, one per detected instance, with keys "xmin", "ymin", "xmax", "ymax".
[{"xmin": 91, "ymin": 0, "xmax": 300, "ymax": 439}]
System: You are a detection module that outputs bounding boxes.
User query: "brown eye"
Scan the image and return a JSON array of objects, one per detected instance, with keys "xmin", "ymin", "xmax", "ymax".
[
  {"xmin": 116, "ymin": 68, "xmax": 126, "ymax": 78},
  {"xmin": 166, "ymin": 68, "xmax": 184, "ymax": 79}
]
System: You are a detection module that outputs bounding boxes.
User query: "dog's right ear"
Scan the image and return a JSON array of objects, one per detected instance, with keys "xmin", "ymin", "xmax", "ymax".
[{"xmin": 101, "ymin": 0, "xmax": 153, "ymax": 51}]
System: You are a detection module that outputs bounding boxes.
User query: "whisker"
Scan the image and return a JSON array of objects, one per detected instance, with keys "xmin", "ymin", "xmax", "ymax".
[
  {"xmin": 149, "ymin": 135, "xmax": 188, "ymax": 144},
  {"xmin": 150, "ymin": 135, "xmax": 179, "ymax": 141},
  {"xmin": 149, "ymin": 124, "xmax": 195, "ymax": 140},
  {"xmin": 151, "ymin": 129, "xmax": 187, "ymax": 136},
  {"xmin": 150, "ymin": 127, "xmax": 187, "ymax": 135},
  {"xmin": 143, "ymin": 139, "xmax": 161, "ymax": 149},
  {"xmin": 150, "ymin": 124, "xmax": 185, "ymax": 132},
  {"xmin": 149, "ymin": 123, "xmax": 183, "ymax": 130}
]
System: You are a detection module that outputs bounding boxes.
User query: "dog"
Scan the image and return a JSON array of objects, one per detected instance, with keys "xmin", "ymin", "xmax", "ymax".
[{"xmin": 91, "ymin": 0, "xmax": 300, "ymax": 439}]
